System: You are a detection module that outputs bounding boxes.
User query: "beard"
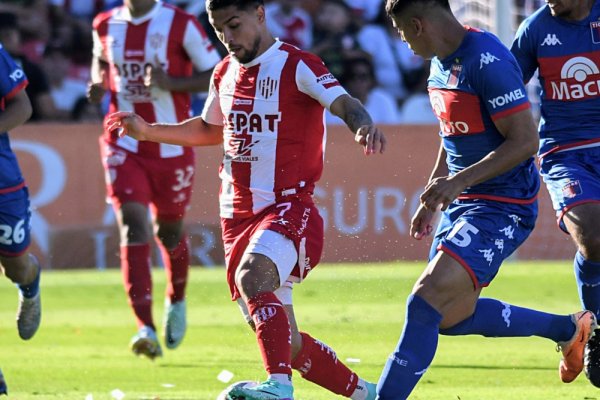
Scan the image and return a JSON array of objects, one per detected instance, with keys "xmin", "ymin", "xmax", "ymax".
[{"xmin": 235, "ymin": 36, "xmax": 262, "ymax": 64}]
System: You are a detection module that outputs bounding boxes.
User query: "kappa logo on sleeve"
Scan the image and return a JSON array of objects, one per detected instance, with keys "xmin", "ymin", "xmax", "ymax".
[{"xmin": 479, "ymin": 52, "xmax": 500, "ymax": 69}]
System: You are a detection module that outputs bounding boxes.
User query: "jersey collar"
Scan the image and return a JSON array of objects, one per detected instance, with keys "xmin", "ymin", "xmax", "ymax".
[{"xmin": 116, "ymin": 1, "xmax": 162, "ymax": 25}]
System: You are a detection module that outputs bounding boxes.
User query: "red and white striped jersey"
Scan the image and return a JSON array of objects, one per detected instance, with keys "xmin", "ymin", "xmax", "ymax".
[
  {"xmin": 201, "ymin": 40, "xmax": 347, "ymax": 218},
  {"xmin": 92, "ymin": 2, "xmax": 221, "ymax": 158}
]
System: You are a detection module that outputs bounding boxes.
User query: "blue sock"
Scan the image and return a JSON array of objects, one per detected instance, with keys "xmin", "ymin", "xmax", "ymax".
[
  {"xmin": 440, "ymin": 298, "xmax": 574, "ymax": 343},
  {"xmin": 18, "ymin": 259, "xmax": 40, "ymax": 299},
  {"xmin": 574, "ymin": 251, "xmax": 600, "ymax": 318},
  {"xmin": 377, "ymin": 294, "xmax": 442, "ymax": 400}
]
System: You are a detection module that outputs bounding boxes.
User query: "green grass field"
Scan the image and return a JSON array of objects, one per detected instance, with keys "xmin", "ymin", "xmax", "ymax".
[{"xmin": 0, "ymin": 261, "xmax": 598, "ymax": 399}]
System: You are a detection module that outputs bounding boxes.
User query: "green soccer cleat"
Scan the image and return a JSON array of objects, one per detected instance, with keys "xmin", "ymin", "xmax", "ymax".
[
  {"xmin": 130, "ymin": 325, "xmax": 163, "ymax": 360},
  {"xmin": 365, "ymin": 381, "xmax": 377, "ymax": 400},
  {"xmin": 163, "ymin": 299, "xmax": 186, "ymax": 349},
  {"xmin": 227, "ymin": 378, "xmax": 293, "ymax": 400}
]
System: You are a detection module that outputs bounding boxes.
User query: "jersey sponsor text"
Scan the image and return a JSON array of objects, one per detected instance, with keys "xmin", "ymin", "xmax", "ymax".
[
  {"xmin": 225, "ymin": 111, "xmax": 282, "ymax": 134},
  {"xmin": 488, "ymin": 88, "xmax": 526, "ymax": 109}
]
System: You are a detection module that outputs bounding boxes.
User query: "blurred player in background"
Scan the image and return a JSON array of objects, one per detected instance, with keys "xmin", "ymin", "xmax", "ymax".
[
  {"xmin": 377, "ymin": 1, "xmax": 597, "ymax": 398},
  {"xmin": 511, "ymin": 0, "xmax": 600, "ymax": 387},
  {"xmin": 107, "ymin": 0, "xmax": 386, "ymax": 398},
  {"xmin": 87, "ymin": 0, "xmax": 221, "ymax": 359},
  {"xmin": 0, "ymin": 42, "xmax": 44, "ymax": 395}
]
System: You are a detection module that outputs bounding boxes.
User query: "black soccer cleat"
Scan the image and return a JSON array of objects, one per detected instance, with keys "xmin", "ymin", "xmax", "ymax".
[{"xmin": 585, "ymin": 328, "xmax": 600, "ymax": 387}]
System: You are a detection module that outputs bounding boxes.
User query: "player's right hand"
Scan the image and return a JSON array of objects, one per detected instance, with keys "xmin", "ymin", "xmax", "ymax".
[{"xmin": 105, "ymin": 112, "xmax": 149, "ymax": 141}]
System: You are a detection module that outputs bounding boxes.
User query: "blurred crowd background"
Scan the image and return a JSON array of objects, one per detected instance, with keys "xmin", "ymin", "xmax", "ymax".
[{"xmin": 0, "ymin": 0, "xmax": 545, "ymax": 126}]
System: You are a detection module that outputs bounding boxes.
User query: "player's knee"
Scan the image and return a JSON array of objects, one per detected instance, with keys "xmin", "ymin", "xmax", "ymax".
[
  {"xmin": 1, "ymin": 255, "xmax": 33, "ymax": 285},
  {"xmin": 155, "ymin": 223, "xmax": 183, "ymax": 249},
  {"xmin": 235, "ymin": 256, "xmax": 280, "ymax": 298},
  {"xmin": 120, "ymin": 223, "xmax": 151, "ymax": 244},
  {"xmin": 235, "ymin": 266, "xmax": 257, "ymax": 298},
  {"xmin": 578, "ymin": 235, "xmax": 600, "ymax": 261}
]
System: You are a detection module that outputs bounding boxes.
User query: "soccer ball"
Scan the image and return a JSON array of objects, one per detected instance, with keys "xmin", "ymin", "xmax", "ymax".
[{"xmin": 216, "ymin": 380, "xmax": 259, "ymax": 400}]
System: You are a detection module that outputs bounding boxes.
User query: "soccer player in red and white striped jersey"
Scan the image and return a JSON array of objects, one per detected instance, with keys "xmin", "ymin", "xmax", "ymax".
[
  {"xmin": 87, "ymin": 0, "xmax": 221, "ymax": 359},
  {"xmin": 106, "ymin": 0, "xmax": 386, "ymax": 398}
]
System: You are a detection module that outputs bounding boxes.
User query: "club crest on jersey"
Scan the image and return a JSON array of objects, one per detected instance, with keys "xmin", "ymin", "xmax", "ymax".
[
  {"xmin": 591, "ymin": 21, "xmax": 600, "ymax": 44},
  {"xmin": 258, "ymin": 77, "xmax": 278, "ymax": 99},
  {"xmin": 562, "ymin": 180, "xmax": 582, "ymax": 198},
  {"xmin": 447, "ymin": 64, "xmax": 462, "ymax": 88},
  {"xmin": 148, "ymin": 33, "xmax": 165, "ymax": 50}
]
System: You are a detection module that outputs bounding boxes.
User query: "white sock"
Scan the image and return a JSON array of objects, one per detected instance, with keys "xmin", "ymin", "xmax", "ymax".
[
  {"xmin": 350, "ymin": 378, "xmax": 371, "ymax": 400},
  {"xmin": 268, "ymin": 374, "xmax": 292, "ymax": 387}
]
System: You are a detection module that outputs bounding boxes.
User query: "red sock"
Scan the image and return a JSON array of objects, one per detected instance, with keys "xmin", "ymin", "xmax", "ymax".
[
  {"xmin": 120, "ymin": 244, "xmax": 154, "ymax": 330},
  {"xmin": 291, "ymin": 332, "xmax": 358, "ymax": 396},
  {"xmin": 246, "ymin": 292, "xmax": 292, "ymax": 375},
  {"xmin": 158, "ymin": 238, "xmax": 189, "ymax": 303}
]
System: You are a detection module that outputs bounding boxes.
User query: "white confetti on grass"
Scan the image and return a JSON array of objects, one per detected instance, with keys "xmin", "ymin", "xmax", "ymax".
[
  {"xmin": 161, "ymin": 383, "xmax": 175, "ymax": 388},
  {"xmin": 346, "ymin": 358, "xmax": 361, "ymax": 363},
  {"xmin": 110, "ymin": 388, "xmax": 125, "ymax": 400},
  {"xmin": 217, "ymin": 369, "xmax": 234, "ymax": 383}
]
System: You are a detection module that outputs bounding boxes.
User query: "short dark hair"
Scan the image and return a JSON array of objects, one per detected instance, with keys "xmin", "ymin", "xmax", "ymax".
[
  {"xmin": 0, "ymin": 12, "xmax": 18, "ymax": 32},
  {"xmin": 340, "ymin": 55, "xmax": 375, "ymax": 86},
  {"xmin": 385, "ymin": 0, "xmax": 450, "ymax": 17},
  {"xmin": 205, "ymin": 0, "xmax": 263, "ymax": 12}
]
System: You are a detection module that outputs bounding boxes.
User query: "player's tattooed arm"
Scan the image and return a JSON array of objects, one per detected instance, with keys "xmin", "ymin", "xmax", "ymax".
[
  {"xmin": 330, "ymin": 94, "xmax": 386, "ymax": 154},
  {"xmin": 332, "ymin": 94, "xmax": 373, "ymax": 131}
]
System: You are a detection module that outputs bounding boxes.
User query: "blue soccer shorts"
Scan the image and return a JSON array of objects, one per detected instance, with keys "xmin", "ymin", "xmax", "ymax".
[
  {"xmin": 0, "ymin": 187, "xmax": 32, "ymax": 257},
  {"xmin": 430, "ymin": 199, "xmax": 537, "ymax": 288},
  {"xmin": 539, "ymin": 146, "xmax": 600, "ymax": 233}
]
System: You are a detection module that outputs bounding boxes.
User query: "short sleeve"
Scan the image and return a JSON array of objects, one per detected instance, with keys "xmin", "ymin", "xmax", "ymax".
[
  {"xmin": 510, "ymin": 19, "xmax": 539, "ymax": 83},
  {"xmin": 183, "ymin": 17, "xmax": 222, "ymax": 73},
  {"xmin": 0, "ymin": 46, "xmax": 28, "ymax": 100},
  {"xmin": 468, "ymin": 45, "xmax": 531, "ymax": 121},
  {"xmin": 200, "ymin": 70, "xmax": 224, "ymax": 126},
  {"xmin": 92, "ymin": 29, "xmax": 105, "ymax": 61},
  {"xmin": 295, "ymin": 54, "xmax": 347, "ymax": 109}
]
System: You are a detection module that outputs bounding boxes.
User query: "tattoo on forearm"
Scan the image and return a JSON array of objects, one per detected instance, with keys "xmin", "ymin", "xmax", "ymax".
[{"xmin": 344, "ymin": 103, "xmax": 373, "ymax": 132}]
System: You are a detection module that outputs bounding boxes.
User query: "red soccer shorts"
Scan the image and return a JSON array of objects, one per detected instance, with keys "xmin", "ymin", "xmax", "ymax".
[
  {"xmin": 221, "ymin": 193, "xmax": 324, "ymax": 300},
  {"xmin": 99, "ymin": 139, "xmax": 195, "ymax": 221}
]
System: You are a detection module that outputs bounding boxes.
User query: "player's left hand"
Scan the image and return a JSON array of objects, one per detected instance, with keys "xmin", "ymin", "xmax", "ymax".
[
  {"xmin": 355, "ymin": 125, "xmax": 386, "ymax": 155},
  {"xmin": 420, "ymin": 175, "xmax": 466, "ymax": 211},
  {"xmin": 144, "ymin": 55, "xmax": 171, "ymax": 90}
]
